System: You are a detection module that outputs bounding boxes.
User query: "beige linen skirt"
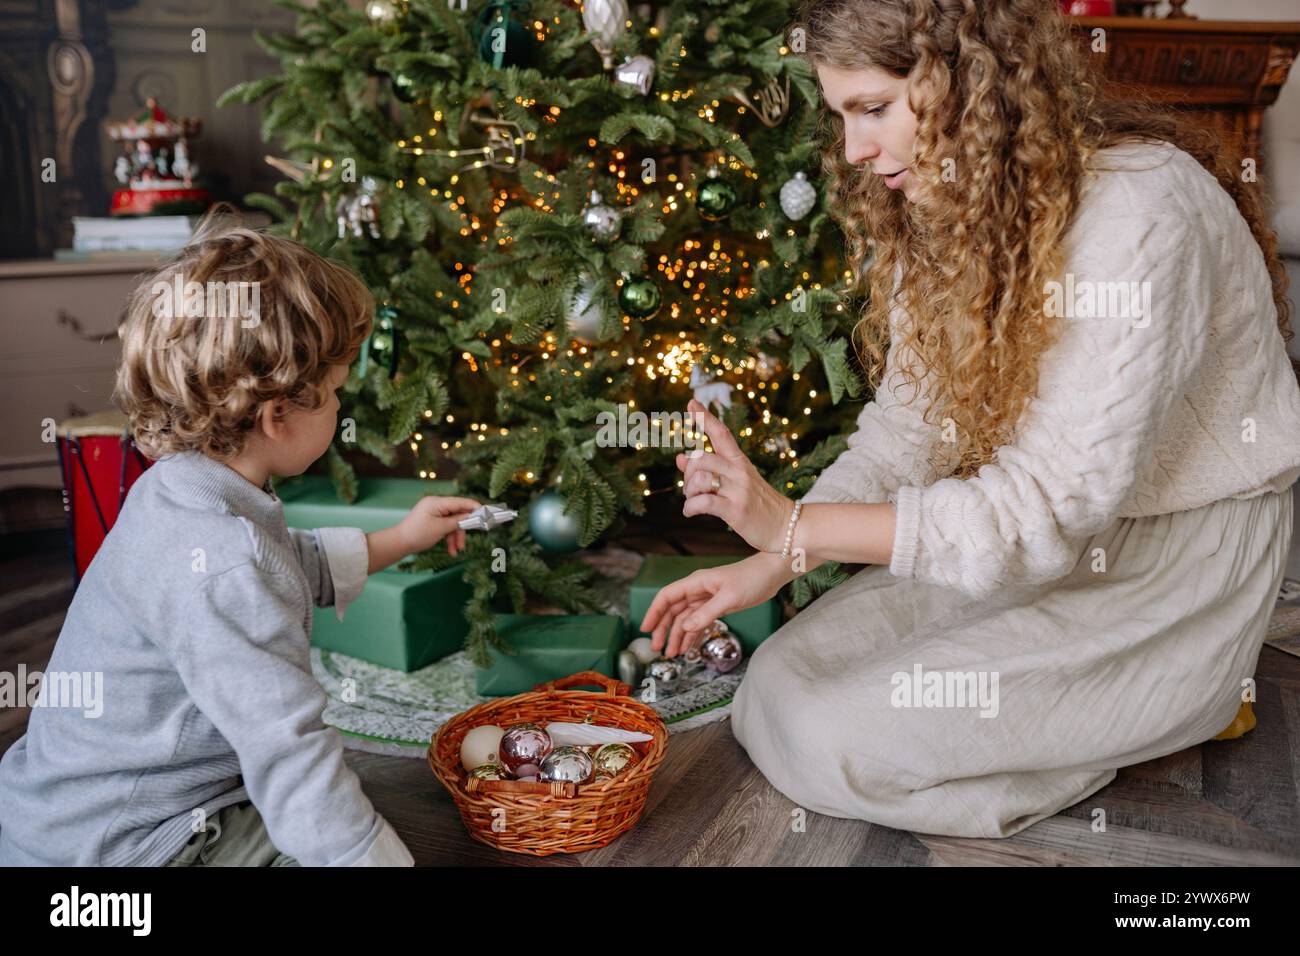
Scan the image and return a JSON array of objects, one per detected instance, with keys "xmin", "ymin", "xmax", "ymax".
[{"xmin": 730, "ymin": 486, "xmax": 1294, "ymax": 838}]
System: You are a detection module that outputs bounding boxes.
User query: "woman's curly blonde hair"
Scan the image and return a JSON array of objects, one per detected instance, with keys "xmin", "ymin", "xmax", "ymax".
[
  {"xmin": 801, "ymin": 0, "xmax": 1294, "ymax": 480},
  {"xmin": 114, "ymin": 204, "xmax": 374, "ymax": 460}
]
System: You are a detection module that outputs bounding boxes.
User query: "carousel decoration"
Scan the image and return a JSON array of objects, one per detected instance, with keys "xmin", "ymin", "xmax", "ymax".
[{"xmin": 105, "ymin": 97, "xmax": 209, "ymax": 216}]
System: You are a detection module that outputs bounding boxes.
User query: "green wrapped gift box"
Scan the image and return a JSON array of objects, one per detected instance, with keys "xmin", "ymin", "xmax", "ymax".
[
  {"xmin": 279, "ymin": 474, "xmax": 472, "ymax": 672},
  {"xmin": 627, "ymin": 555, "xmax": 783, "ymax": 655},
  {"xmin": 310, "ymin": 566, "xmax": 473, "ymax": 672},
  {"xmin": 475, "ymin": 613, "xmax": 625, "ymax": 697}
]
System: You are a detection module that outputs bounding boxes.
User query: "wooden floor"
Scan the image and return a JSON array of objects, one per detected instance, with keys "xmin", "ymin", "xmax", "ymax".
[{"xmin": 5, "ymin": 516, "xmax": 1300, "ymax": 866}]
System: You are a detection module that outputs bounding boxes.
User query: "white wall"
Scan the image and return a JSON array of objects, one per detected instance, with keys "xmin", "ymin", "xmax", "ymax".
[{"xmin": 1186, "ymin": 0, "xmax": 1300, "ymax": 208}]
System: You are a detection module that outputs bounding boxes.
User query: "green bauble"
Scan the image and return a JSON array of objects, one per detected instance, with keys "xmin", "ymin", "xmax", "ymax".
[
  {"xmin": 476, "ymin": 16, "xmax": 535, "ymax": 68},
  {"xmin": 528, "ymin": 490, "xmax": 582, "ymax": 553},
  {"xmin": 618, "ymin": 275, "xmax": 661, "ymax": 319},
  {"xmin": 372, "ymin": 304, "xmax": 395, "ymax": 359},
  {"xmin": 696, "ymin": 176, "xmax": 738, "ymax": 221},
  {"xmin": 360, "ymin": 304, "xmax": 401, "ymax": 377},
  {"xmin": 390, "ymin": 72, "xmax": 417, "ymax": 103}
]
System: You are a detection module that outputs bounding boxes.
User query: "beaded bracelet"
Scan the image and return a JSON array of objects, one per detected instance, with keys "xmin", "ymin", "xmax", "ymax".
[{"xmin": 779, "ymin": 498, "xmax": 804, "ymax": 559}]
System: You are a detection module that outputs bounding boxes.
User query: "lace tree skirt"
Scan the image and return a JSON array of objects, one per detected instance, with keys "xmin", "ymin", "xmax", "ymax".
[{"xmin": 310, "ymin": 545, "xmax": 749, "ymax": 756}]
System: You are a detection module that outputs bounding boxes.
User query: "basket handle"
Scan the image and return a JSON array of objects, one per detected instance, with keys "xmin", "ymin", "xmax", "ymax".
[{"xmin": 533, "ymin": 670, "xmax": 631, "ymax": 697}]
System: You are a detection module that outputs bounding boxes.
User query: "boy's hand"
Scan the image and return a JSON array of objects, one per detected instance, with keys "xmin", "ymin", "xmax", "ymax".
[{"xmin": 398, "ymin": 496, "xmax": 481, "ymax": 557}]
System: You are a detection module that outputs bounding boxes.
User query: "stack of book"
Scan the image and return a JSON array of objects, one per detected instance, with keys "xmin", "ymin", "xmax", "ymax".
[{"xmin": 61, "ymin": 216, "xmax": 197, "ymax": 259}]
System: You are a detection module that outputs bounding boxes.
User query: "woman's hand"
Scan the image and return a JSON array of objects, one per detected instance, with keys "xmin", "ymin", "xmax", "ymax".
[
  {"xmin": 676, "ymin": 398, "xmax": 794, "ymax": 554},
  {"xmin": 638, "ymin": 552, "xmax": 793, "ymax": 658}
]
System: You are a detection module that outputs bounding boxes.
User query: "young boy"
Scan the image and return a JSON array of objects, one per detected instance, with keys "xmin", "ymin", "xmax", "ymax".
[{"xmin": 0, "ymin": 215, "xmax": 479, "ymax": 866}]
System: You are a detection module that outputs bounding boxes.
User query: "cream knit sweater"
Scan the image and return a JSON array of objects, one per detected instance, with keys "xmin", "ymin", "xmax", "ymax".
[{"xmin": 803, "ymin": 140, "xmax": 1300, "ymax": 600}]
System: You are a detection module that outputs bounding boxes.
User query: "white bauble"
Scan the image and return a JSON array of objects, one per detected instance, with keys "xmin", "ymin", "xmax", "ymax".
[
  {"xmin": 568, "ymin": 275, "xmax": 606, "ymax": 342},
  {"xmin": 582, "ymin": 0, "xmax": 630, "ymax": 69},
  {"xmin": 780, "ymin": 170, "xmax": 817, "ymax": 220},
  {"xmin": 460, "ymin": 724, "xmax": 505, "ymax": 773},
  {"xmin": 627, "ymin": 637, "xmax": 658, "ymax": 665}
]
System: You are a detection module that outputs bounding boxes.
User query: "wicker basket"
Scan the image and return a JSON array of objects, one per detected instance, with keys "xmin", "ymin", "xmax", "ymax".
[{"xmin": 428, "ymin": 670, "xmax": 668, "ymax": 856}]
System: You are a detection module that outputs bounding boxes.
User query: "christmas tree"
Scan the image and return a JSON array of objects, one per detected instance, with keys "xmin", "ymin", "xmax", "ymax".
[{"xmin": 220, "ymin": 0, "xmax": 865, "ymax": 665}]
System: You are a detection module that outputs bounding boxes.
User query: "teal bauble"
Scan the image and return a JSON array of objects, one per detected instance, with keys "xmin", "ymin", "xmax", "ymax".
[
  {"xmin": 475, "ymin": 16, "xmax": 535, "ymax": 68},
  {"xmin": 695, "ymin": 175, "xmax": 738, "ymax": 221},
  {"xmin": 618, "ymin": 275, "xmax": 661, "ymax": 319},
  {"xmin": 528, "ymin": 490, "xmax": 582, "ymax": 553}
]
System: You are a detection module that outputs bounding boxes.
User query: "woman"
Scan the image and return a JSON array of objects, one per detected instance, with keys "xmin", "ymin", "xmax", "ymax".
[{"xmin": 639, "ymin": 0, "xmax": 1300, "ymax": 838}]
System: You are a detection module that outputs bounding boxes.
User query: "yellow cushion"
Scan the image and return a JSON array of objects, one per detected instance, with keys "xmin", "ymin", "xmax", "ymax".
[{"xmin": 1211, "ymin": 700, "xmax": 1256, "ymax": 741}]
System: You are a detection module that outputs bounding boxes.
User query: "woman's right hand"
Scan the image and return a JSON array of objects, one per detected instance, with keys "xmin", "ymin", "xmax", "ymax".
[{"xmin": 638, "ymin": 552, "xmax": 794, "ymax": 658}]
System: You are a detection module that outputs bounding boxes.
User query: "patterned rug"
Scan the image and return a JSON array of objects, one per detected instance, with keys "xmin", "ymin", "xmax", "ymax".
[
  {"xmin": 312, "ymin": 559, "xmax": 1300, "ymax": 759},
  {"xmin": 311, "ymin": 545, "xmax": 748, "ymax": 757}
]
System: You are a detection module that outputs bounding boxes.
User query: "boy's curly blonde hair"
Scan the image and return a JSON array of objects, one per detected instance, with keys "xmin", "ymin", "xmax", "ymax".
[{"xmin": 114, "ymin": 205, "xmax": 374, "ymax": 460}]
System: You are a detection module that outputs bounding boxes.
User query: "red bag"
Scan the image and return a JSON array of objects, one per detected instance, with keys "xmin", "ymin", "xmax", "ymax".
[{"xmin": 56, "ymin": 411, "xmax": 154, "ymax": 585}]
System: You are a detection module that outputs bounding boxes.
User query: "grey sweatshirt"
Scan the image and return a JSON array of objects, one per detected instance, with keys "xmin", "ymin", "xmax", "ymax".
[{"xmin": 0, "ymin": 449, "xmax": 413, "ymax": 866}]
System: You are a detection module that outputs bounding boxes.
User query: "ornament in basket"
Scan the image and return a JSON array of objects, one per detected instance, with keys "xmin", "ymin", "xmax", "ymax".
[{"xmin": 429, "ymin": 671, "xmax": 668, "ymax": 856}]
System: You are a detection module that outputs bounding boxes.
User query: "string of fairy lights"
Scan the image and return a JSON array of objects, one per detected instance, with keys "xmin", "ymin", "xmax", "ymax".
[{"xmin": 330, "ymin": 12, "xmax": 856, "ymax": 500}]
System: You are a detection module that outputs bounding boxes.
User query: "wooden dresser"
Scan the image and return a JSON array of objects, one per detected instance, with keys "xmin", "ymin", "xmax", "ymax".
[
  {"xmin": 0, "ymin": 256, "xmax": 163, "ymax": 492},
  {"xmin": 1068, "ymin": 16, "xmax": 1300, "ymax": 167}
]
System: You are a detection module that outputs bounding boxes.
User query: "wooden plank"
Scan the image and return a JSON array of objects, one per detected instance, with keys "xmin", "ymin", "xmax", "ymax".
[
  {"xmin": 1060, "ymin": 773, "xmax": 1300, "ymax": 857},
  {"xmin": 920, "ymin": 815, "xmax": 1299, "ymax": 867},
  {"xmin": 0, "ymin": 612, "xmax": 63, "ymax": 677},
  {"xmin": 1201, "ymin": 676, "xmax": 1300, "ymax": 845},
  {"xmin": 669, "ymin": 730, "xmax": 797, "ymax": 867},
  {"xmin": 3, "ymin": 539, "xmax": 1299, "ymax": 867}
]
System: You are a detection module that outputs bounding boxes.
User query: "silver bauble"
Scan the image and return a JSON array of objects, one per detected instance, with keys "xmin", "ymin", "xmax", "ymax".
[
  {"xmin": 614, "ymin": 54, "xmax": 655, "ymax": 95},
  {"xmin": 701, "ymin": 628, "xmax": 743, "ymax": 673},
  {"xmin": 498, "ymin": 722, "xmax": 553, "ymax": 776},
  {"xmin": 780, "ymin": 170, "xmax": 817, "ymax": 220},
  {"xmin": 647, "ymin": 656, "xmax": 683, "ymax": 693},
  {"xmin": 539, "ymin": 745, "xmax": 595, "ymax": 784},
  {"xmin": 581, "ymin": 190, "xmax": 621, "ymax": 243}
]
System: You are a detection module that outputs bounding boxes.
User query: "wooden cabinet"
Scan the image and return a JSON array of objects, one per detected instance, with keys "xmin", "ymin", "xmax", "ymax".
[
  {"xmin": 0, "ymin": 256, "xmax": 163, "ymax": 490},
  {"xmin": 1068, "ymin": 17, "xmax": 1300, "ymax": 166}
]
